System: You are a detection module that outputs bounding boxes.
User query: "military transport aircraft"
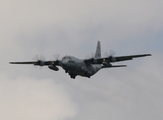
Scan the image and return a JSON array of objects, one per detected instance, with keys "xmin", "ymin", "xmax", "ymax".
[{"xmin": 10, "ymin": 41, "xmax": 151, "ymax": 79}]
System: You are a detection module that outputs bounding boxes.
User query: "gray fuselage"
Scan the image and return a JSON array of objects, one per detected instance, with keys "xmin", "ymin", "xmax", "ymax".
[{"xmin": 58, "ymin": 56, "xmax": 102, "ymax": 78}]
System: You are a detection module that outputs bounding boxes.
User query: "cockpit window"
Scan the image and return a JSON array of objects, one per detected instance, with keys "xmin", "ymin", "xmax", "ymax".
[{"xmin": 62, "ymin": 56, "xmax": 71, "ymax": 61}]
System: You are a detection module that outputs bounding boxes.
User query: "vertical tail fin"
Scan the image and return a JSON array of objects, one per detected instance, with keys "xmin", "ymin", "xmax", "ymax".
[{"xmin": 95, "ymin": 41, "xmax": 101, "ymax": 58}]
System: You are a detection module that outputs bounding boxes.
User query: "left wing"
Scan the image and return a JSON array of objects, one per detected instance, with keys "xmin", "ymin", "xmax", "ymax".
[
  {"xmin": 109, "ymin": 54, "xmax": 151, "ymax": 62},
  {"xmin": 84, "ymin": 54, "xmax": 151, "ymax": 65}
]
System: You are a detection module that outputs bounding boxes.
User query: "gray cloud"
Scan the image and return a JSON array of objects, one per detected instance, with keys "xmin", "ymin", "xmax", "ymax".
[
  {"xmin": 0, "ymin": 74, "xmax": 77, "ymax": 120},
  {"xmin": 0, "ymin": 0, "xmax": 163, "ymax": 120},
  {"xmin": 67, "ymin": 56, "xmax": 163, "ymax": 120}
]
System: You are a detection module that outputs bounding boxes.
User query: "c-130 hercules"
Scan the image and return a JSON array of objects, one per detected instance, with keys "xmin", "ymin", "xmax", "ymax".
[{"xmin": 10, "ymin": 41, "xmax": 151, "ymax": 79}]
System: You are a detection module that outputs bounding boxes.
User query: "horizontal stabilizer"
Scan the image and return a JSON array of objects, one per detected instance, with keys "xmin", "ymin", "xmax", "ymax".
[{"xmin": 102, "ymin": 65, "xmax": 127, "ymax": 68}]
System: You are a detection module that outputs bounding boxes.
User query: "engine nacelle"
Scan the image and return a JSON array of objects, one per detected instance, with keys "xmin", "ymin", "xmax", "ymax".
[
  {"xmin": 48, "ymin": 65, "xmax": 59, "ymax": 71},
  {"xmin": 39, "ymin": 61, "xmax": 45, "ymax": 66},
  {"xmin": 34, "ymin": 60, "xmax": 45, "ymax": 66},
  {"xmin": 109, "ymin": 56, "xmax": 116, "ymax": 62}
]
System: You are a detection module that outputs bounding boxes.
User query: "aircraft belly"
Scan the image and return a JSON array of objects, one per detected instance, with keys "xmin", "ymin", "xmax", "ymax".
[
  {"xmin": 61, "ymin": 61, "xmax": 102, "ymax": 77},
  {"xmin": 62, "ymin": 62, "xmax": 83, "ymax": 74},
  {"xmin": 69, "ymin": 65, "xmax": 102, "ymax": 77},
  {"xmin": 69, "ymin": 70, "xmax": 85, "ymax": 76},
  {"xmin": 69, "ymin": 66, "xmax": 85, "ymax": 76}
]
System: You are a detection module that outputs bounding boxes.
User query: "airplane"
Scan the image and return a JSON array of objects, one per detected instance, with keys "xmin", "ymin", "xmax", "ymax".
[{"xmin": 10, "ymin": 41, "xmax": 151, "ymax": 79}]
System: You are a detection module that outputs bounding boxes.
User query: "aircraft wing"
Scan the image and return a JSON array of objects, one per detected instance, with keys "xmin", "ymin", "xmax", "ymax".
[
  {"xmin": 9, "ymin": 60, "xmax": 59, "ymax": 66},
  {"xmin": 109, "ymin": 54, "xmax": 151, "ymax": 62},
  {"xmin": 84, "ymin": 54, "xmax": 151, "ymax": 65}
]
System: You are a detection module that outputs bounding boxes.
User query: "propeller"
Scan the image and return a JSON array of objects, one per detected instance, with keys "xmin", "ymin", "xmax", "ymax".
[
  {"xmin": 85, "ymin": 52, "xmax": 95, "ymax": 59},
  {"xmin": 33, "ymin": 54, "xmax": 46, "ymax": 67},
  {"xmin": 104, "ymin": 50, "xmax": 116, "ymax": 62},
  {"xmin": 52, "ymin": 54, "xmax": 62, "ymax": 65},
  {"xmin": 53, "ymin": 54, "xmax": 61, "ymax": 60},
  {"xmin": 85, "ymin": 54, "xmax": 91, "ymax": 59},
  {"xmin": 91, "ymin": 52, "xmax": 95, "ymax": 58}
]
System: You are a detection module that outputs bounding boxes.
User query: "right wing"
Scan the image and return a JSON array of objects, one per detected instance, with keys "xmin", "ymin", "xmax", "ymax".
[{"xmin": 9, "ymin": 60, "xmax": 59, "ymax": 66}]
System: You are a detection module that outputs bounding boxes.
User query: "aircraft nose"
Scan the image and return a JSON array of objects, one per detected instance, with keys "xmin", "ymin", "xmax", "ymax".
[{"xmin": 61, "ymin": 60, "xmax": 68, "ymax": 67}]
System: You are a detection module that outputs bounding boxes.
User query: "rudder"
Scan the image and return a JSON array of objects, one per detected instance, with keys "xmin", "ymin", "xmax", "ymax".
[{"xmin": 95, "ymin": 41, "xmax": 101, "ymax": 58}]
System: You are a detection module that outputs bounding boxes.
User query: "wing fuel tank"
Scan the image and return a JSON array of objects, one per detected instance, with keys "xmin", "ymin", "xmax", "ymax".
[{"xmin": 48, "ymin": 65, "xmax": 59, "ymax": 71}]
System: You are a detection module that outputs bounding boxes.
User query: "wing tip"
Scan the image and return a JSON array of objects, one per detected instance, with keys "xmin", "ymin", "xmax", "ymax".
[{"xmin": 146, "ymin": 54, "xmax": 152, "ymax": 56}]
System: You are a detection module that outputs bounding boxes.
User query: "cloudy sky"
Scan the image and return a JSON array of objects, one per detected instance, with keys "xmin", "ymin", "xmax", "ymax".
[{"xmin": 0, "ymin": 0, "xmax": 163, "ymax": 120}]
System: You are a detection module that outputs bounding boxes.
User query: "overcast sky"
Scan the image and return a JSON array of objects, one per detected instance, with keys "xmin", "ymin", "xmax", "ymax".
[{"xmin": 0, "ymin": 0, "xmax": 163, "ymax": 120}]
